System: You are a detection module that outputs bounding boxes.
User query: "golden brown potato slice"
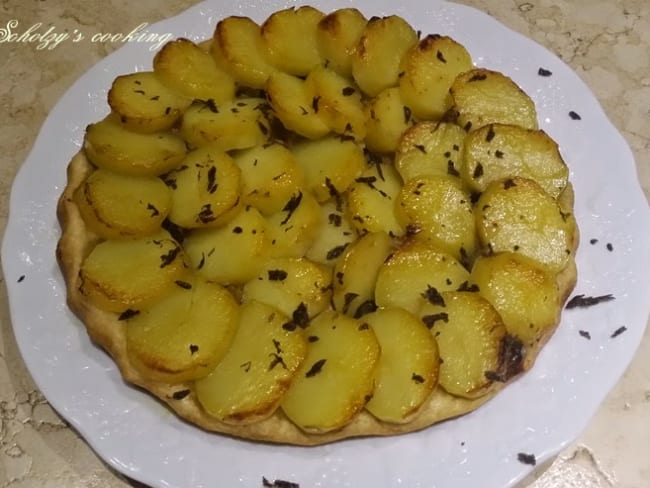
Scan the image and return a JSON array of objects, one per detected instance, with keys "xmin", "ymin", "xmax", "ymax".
[
  {"xmin": 153, "ymin": 38, "xmax": 236, "ymax": 103},
  {"xmin": 461, "ymin": 123, "xmax": 569, "ymax": 198},
  {"xmin": 305, "ymin": 200, "xmax": 357, "ymax": 266},
  {"xmin": 292, "ymin": 136, "xmax": 366, "ymax": 202},
  {"xmin": 375, "ymin": 244, "xmax": 470, "ymax": 314},
  {"xmin": 304, "ymin": 66, "xmax": 366, "ymax": 139},
  {"xmin": 234, "ymin": 143, "xmax": 305, "ymax": 216},
  {"xmin": 351, "ymin": 15, "xmax": 418, "ymax": 97},
  {"xmin": 265, "ymin": 72, "xmax": 330, "ymax": 139},
  {"xmin": 165, "ymin": 145, "xmax": 241, "ymax": 229},
  {"xmin": 395, "ymin": 175, "xmax": 476, "ymax": 262},
  {"xmin": 211, "ymin": 16, "xmax": 277, "ymax": 89},
  {"xmin": 281, "ymin": 310, "xmax": 380, "ymax": 432},
  {"xmin": 419, "ymin": 291, "xmax": 509, "ymax": 399},
  {"xmin": 266, "ymin": 190, "xmax": 322, "ymax": 258},
  {"xmin": 332, "ymin": 231, "xmax": 393, "ymax": 318},
  {"xmin": 194, "ymin": 300, "xmax": 307, "ymax": 424},
  {"xmin": 125, "ymin": 275, "xmax": 239, "ymax": 383},
  {"xmin": 476, "ymin": 177, "xmax": 576, "ymax": 273},
  {"xmin": 241, "ymin": 256, "xmax": 332, "ymax": 322},
  {"xmin": 364, "ymin": 87, "xmax": 416, "ymax": 153},
  {"xmin": 395, "ymin": 121, "xmax": 466, "ymax": 182},
  {"xmin": 364, "ymin": 307, "xmax": 439, "ymax": 423},
  {"xmin": 74, "ymin": 168, "xmax": 171, "ymax": 239},
  {"xmin": 79, "ymin": 232, "xmax": 185, "ymax": 313},
  {"xmin": 83, "ymin": 115, "xmax": 186, "ymax": 177},
  {"xmin": 316, "ymin": 8, "xmax": 367, "ymax": 78},
  {"xmin": 183, "ymin": 206, "xmax": 271, "ymax": 285},
  {"xmin": 399, "ymin": 35, "xmax": 473, "ymax": 120},
  {"xmin": 108, "ymin": 71, "xmax": 190, "ymax": 133},
  {"xmin": 261, "ymin": 6, "xmax": 324, "ymax": 76},
  {"xmin": 450, "ymin": 68, "xmax": 538, "ymax": 132},
  {"xmin": 470, "ymin": 252, "xmax": 561, "ymax": 349},
  {"xmin": 180, "ymin": 97, "xmax": 271, "ymax": 150},
  {"xmin": 346, "ymin": 161, "xmax": 404, "ymax": 236}
]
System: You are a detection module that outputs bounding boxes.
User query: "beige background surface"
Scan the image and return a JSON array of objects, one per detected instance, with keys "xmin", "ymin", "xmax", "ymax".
[{"xmin": 1, "ymin": 1, "xmax": 648, "ymax": 487}]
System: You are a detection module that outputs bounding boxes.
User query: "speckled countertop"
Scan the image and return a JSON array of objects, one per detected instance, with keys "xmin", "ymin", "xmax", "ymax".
[{"xmin": 1, "ymin": 1, "xmax": 649, "ymax": 487}]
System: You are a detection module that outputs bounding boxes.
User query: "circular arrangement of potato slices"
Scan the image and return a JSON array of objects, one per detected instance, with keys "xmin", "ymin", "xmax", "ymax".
[{"xmin": 56, "ymin": 6, "xmax": 579, "ymax": 445}]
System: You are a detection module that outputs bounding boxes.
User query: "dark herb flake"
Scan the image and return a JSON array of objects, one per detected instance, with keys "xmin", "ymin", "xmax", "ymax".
[
  {"xmin": 17, "ymin": 274, "xmax": 25, "ymax": 283},
  {"xmin": 569, "ymin": 111, "xmax": 582, "ymax": 120},
  {"xmin": 517, "ymin": 452, "xmax": 537, "ymax": 466},
  {"xmin": 268, "ymin": 269, "xmax": 288, "ymax": 281},
  {"xmin": 578, "ymin": 330, "xmax": 591, "ymax": 340},
  {"xmin": 422, "ymin": 285, "xmax": 445, "ymax": 306},
  {"xmin": 421, "ymin": 313, "xmax": 449, "ymax": 329},
  {"xmin": 538, "ymin": 67, "xmax": 553, "ymax": 77},
  {"xmin": 565, "ymin": 294, "xmax": 615, "ymax": 309},
  {"xmin": 171, "ymin": 389, "xmax": 191, "ymax": 400},
  {"xmin": 305, "ymin": 358, "xmax": 327, "ymax": 378},
  {"xmin": 611, "ymin": 326, "xmax": 627, "ymax": 338},
  {"xmin": 411, "ymin": 373, "xmax": 425, "ymax": 384},
  {"xmin": 175, "ymin": 280, "xmax": 192, "ymax": 290}
]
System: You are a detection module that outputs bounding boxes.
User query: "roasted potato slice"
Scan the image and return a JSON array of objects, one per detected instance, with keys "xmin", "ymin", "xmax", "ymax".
[
  {"xmin": 351, "ymin": 15, "xmax": 418, "ymax": 97},
  {"xmin": 364, "ymin": 87, "xmax": 416, "ymax": 153},
  {"xmin": 281, "ymin": 310, "xmax": 380, "ymax": 432},
  {"xmin": 395, "ymin": 174, "xmax": 476, "ymax": 262},
  {"xmin": 79, "ymin": 232, "xmax": 185, "ymax": 313},
  {"xmin": 261, "ymin": 6, "xmax": 324, "ymax": 76},
  {"xmin": 83, "ymin": 115, "xmax": 186, "ymax": 177},
  {"xmin": 304, "ymin": 66, "xmax": 366, "ymax": 139},
  {"xmin": 375, "ymin": 244, "xmax": 470, "ymax": 314},
  {"xmin": 153, "ymin": 38, "xmax": 236, "ymax": 103},
  {"xmin": 74, "ymin": 168, "xmax": 171, "ymax": 239},
  {"xmin": 265, "ymin": 72, "xmax": 330, "ymax": 139},
  {"xmin": 399, "ymin": 35, "xmax": 472, "ymax": 120},
  {"xmin": 211, "ymin": 16, "xmax": 277, "ymax": 89},
  {"xmin": 180, "ymin": 97, "xmax": 271, "ymax": 150},
  {"xmin": 470, "ymin": 252, "xmax": 561, "ymax": 351},
  {"xmin": 419, "ymin": 291, "xmax": 509, "ymax": 399},
  {"xmin": 364, "ymin": 307, "xmax": 439, "ymax": 423},
  {"xmin": 242, "ymin": 256, "xmax": 332, "ymax": 321},
  {"xmin": 194, "ymin": 300, "xmax": 307, "ymax": 424},
  {"xmin": 292, "ymin": 136, "xmax": 366, "ymax": 202},
  {"xmin": 305, "ymin": 200, "xmax": 357, "ymax": 266},
  {"xmin": 108, "ymin": 71, "xmax": 190, "ymax": 133},
  {"xmin": 346, "ymin": 161, "xmax": 404, "ymax": 236},
  {"xmin": 332, "ymin": 231, "xmax": 393, "ymax": 318},
  {"xmin": 165, "ymin": 145, "xmax": 241, "ymax": 229},
  {"xmin": 450, "ymin": 68, "xmax": 538, "ymax": 132},
  {"xmin": 316, "ymin": 8, "xmax": 367, "ymax": 78},
  {"xmin": 476, "ymin": 177, "xmax": 576, "ymax": 272},
  {"xmin": 125, "ymin": 275, "xmax": 239, "ymax": 383},
  {"xmin": 266, "ymin": 190, "xmax": 322, "ymax": 258},
  {"xmin": 461, "ymin": 123, "xmax": 569, "ymax": 198},
  {"xmin": 183, "ymin": 205, "xmax": 271, "ymax": 285},
  {"xmin": 234, "ymin": 143, "xmax": 305, "ymax": 216},
  {"xmin": 395, "ymin": 121, "xmax": 466, "ymax": 181}
]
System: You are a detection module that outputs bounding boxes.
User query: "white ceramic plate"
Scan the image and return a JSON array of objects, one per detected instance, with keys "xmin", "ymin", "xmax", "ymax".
[{"xmin": 3, "ymin": 1, "xmax": 649, "ymax": 487}]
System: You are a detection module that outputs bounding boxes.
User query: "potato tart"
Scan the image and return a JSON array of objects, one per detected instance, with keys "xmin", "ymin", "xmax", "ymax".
[{"xmin": 57, "ymin": 6, "xmax": 578, "ymax": 445}]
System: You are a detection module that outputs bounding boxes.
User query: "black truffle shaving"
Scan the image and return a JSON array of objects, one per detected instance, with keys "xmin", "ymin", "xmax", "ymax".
[
  {"xmin": 342, "ymin": 292, "xmax": 359, "ymax": 314},
  {"xmin": 578, "ymin": 330, "xmax": 591, "ymax": 340},
  {"xmin": 537, "ymin": 67, "xmax": 553, "ymax": 77},
  {"xmin": 565, "ymin": 294, "xmax": 615, "ymax": 309},
  {"xmin": 611, "ymin": 326, "xmax": 627, "ymax": 338},
  {"xmin": 569, "ymin": 110, "xmax": 582, "ymax": 120}
]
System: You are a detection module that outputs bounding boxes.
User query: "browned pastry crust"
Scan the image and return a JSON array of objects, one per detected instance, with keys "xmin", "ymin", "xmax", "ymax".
[{"xmin": 56, "ymin": 150, "xmax": 578, "ymax": 445}]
